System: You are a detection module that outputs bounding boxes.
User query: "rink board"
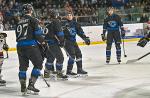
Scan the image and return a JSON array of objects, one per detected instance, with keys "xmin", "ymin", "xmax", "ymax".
[{"xmin": 4, "ymin": 23, "xmax": 145, "ymax": 51}]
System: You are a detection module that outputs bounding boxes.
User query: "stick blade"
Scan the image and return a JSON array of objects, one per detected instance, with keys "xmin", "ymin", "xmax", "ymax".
[{"xmin": 126, "ymin": 59, "xmax": 138, "ymax": 64}]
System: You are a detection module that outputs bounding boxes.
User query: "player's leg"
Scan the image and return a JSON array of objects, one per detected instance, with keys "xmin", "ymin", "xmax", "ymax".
[
  {"xmin": 74, "ymin": 43, "xmax": 87, "ymax": 75},
  {"xmin": 0, "ymin": 52, "xmax": 6, "ymax": 86},
  {"xmin": 27, "ymin": 46, "xmax": 43, "ymax": 94},
  {"xmin": 64, "ymin": 41, "xmax": 77, "ymax": 77},
  {"xmin": 17, "ymin": 47, "xmax": 29, "ymax": 95},
  {"xmin": 51, "ymin": 45, "xmax": 68, "ymax": 79},
  {"xmin": 44, "ymin": 48, "xmax": 55, "ymax": 78},
  {"xmin": 106, "ymin": 33, "xmax": 113, "ymax": 64},
  {"xmin": 114, "ymin": 31, "xmax": 122, "ymax": 63}
]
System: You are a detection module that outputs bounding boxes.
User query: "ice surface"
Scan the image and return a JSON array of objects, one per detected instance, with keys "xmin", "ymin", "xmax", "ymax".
[{"xmin": 1, "ymin": 42, "xmax": 150, "ymax": 98}]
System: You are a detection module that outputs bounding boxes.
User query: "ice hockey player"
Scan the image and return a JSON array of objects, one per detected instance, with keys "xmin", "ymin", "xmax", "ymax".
[
  {"xmin": 63, "ymin": 12, "xmax": 90, "ymax": 77},
  {"xmin": 43, "ymin": 10, "xmax": 68, "ymax": 80},
  {"xmin": 101, "ymin": 7, "xmax": 125, "ymax": 64},
  {"xmin": 0, "ymin": 12, "xmax": 9, "ymax": 86},
  {"xmin": 15, "ymin": 4, "xmax": 48, "ymax": 95},
  {"xmin": 137, "ymin": 22, "xmax": 150, "ymax": 47}
]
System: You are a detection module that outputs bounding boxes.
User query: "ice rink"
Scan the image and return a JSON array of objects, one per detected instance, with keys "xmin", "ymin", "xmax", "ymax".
[{"xmin": 1, "ymin": 42, "xmax": 150, "ymax": 98}]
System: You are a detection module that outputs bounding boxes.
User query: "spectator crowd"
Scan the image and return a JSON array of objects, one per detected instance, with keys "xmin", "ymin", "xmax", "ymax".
[{"xmin": 0, "ymin": 0, "xmax": 150, "ymax": 30}]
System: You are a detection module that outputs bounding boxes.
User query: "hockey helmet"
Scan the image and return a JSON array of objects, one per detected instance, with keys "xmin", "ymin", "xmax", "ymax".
[
  {"xmin": 22, "ymin": 4, "xmax": 34, "ymax": 14},
  {"xmin": 47, "ymin": 9, "xmax": 58, "ymax": 18}
]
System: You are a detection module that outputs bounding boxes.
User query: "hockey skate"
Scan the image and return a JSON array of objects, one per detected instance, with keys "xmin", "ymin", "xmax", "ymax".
[
  {"xmin": 44, "ymin": 70, "xmax": 50, "ymax": 78},
  {"xmin": 77, "ymin": 69, "xmax": 88, "ymax": 77},
  {"xmin": 19, "ymin": 79, "xmax": 29, "ymax": 96},
  {"xmin": 27, "ymin": 79, "xmax": 40, "ymax": 95},
  {"xmin": 0, "ymin": 79, "xmax": 6, "ymax": 86},
  {"xmin": 56, "ymin": 71, "xmax": 68, "ymax": 81},
  {"xmin": 21, "ymin": 83, "xmax": 28, "ymax": 96},
  {"xmin": 21, "ymin": 88, "xmax": 28, "ymax": 96},
  {"xmin": 106, "ymin": 60, "xmax": 110, "ymax": 64},
  {"xmin": 66, "ymin": 71, "xmax": 78, "ymax": 78},
  {"xmin": 106, "ymin": 57, "xmax": 110, "ymax": 64},
  {"xmin": 22, "ymin": 91, "xmax": 29, "ymax": 96},
  {"xmin": 117, "ymin": 57, "xmax": 121, "ymax": 64},
  {"xmin": 44, "ymin": 70, "xmax": 57, "ymax": 81},
  {"xmin": 0, "ymin": 75, "xmax": 6, "ymax": 86}
]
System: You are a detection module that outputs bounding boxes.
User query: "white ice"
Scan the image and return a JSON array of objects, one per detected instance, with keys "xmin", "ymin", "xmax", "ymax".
[{"xmin": 1, "ymin": 42, "xmax": 150, "ymax": 98}]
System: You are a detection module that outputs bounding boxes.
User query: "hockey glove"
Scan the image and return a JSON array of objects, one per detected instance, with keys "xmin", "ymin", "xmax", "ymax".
[
  {"xmin": 3, "ymin": 43, "xmax": 9, "ymax": 51},
  {"xmin": 59, "ymin": 41, "xmax": 65, "ymax": 47},
  {"xmin": 42, "ymin": 42, "xmax": 49, "ymax": 52},
  {"xmin": 83, "ymin": 37, "xmax": 90, "ymax": 45},
  {"xmin": 121, "ymin": 27, "xmax": 126, "ymax": 38},
  {"xmin": 121, "ymin": 30, "xmax": 125, "ymax": 38},
  {"xmin": 137, "ymin": 37, "xmax": 149, "ymax": 47},
  {"xmin": 101, "ymin": 34, "xmax": 106, "ymax": 41}
]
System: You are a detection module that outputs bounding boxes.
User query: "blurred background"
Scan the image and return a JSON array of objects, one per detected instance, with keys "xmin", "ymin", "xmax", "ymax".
[{"xmin": 0, "ymin": 0, "xmax": 150, "ymax": 30}]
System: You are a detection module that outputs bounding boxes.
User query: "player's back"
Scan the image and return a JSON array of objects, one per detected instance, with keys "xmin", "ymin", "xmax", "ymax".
[
  {"xmin": 45, "ymin": 19, "xmax": 62, "ymax": 40},
  {"xmin": 16, "ymin": 15, "xmax": 38, "ymax": 42}
]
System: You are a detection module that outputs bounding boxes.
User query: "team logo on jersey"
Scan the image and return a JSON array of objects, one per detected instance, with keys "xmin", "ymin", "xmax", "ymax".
[
  {"xmin": 108, "ymin": 21, "xmax": 117, "ymax": 28},
  {"xmin": 43, "ymin": 27, "xmax": 48, "ymax": 34},
  {"xmin": 69, "ymin": 28, "xmax": 76, "ymax": 36}
]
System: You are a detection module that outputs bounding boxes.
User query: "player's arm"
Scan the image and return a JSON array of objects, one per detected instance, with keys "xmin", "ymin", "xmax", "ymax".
[
  {"xmin": 53, "ymin": 20, "xmax": 64, "ymax": 42},
  {"xmin": 1, "ymin": 33, "xmax": 9, "ymax": 51},
  {"xmin": 103, "ymin": 18, "xmax": 107, "ymax": 35},
  {"xmin": 31, "ymin": 18, "xmax": 49, "ymax": 52},
  {"xmin": 101, "ymin": 18, "xmax": 107, "ymax": 41},
  {"xmin": 118, "ymin": 15, "xmax": 125, "ymax": 37},
  {"xmin": 53, "ymin": 19, "xmax": 65, "ymax": 47},
  {"xmin": 32, "ymin": 18, "xmax": 45, "ymax": 44},
  {"xmin": 76, "ymin": 22, "xmax": 90, "ymax": 45},
  {"xmin": 3, "ymin": 39, "xmax": 9, "ymax": 51},
  {"xmin": 62, "ymin": 22, "xmax": 70, "ymax": 39}
]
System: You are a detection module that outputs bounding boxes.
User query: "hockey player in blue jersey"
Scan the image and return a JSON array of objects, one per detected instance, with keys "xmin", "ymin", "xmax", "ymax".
[
  {"xmin": 63, "ymin": 12, "xmax": 90, "ymax": 77},
  {"xmin": 101, "ymin": 7, "xmax": 125, "ymax": 64},
  {"xmin": 43, "ymin": 10, "xmax": 68, "ymax": 80},
  {"xmin": 15, "ymin": 4, "xmax": 48, "ymax": 95}
]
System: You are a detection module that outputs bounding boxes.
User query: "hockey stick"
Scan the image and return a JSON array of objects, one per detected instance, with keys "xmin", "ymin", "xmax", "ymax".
[
  {"xmin": 122, "ymin": 38, "xmax": 127, "ymax": 57},
  {"xmin": 6, "ymin": 50, "xmax": 8, "ymax": 58},
  {"xmin": 126, "ymin": 52, "xmax": 150, "ymax": 64},
  {"xmin": 40, "ymin": 74, "xmax": 50, "ymax": 87}
]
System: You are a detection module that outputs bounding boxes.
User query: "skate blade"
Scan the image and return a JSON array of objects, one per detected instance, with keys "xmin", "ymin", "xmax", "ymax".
[
  {"xmin": 105, "ymin": 62, "xmax": 121, "ymax": 65},
  {"xmin": 56, "ymin": 78, "xmax": 68, "ymax": 81},
  {"xmin": 0, "ymin": 83, "xmax": 6, "ymax": 86},
  {"xmin": 67, "ymin": 75, "xmax": 78, "ymax": 78},
  {"xmin": 22, "ymin": 92, "xmax": 30, "ymax": 96},
  {"xmin": 27, "ymin": 90, "xmax": 39, "ymax": 95},
  {"xmin": 77, "ymin": 74, "xmax": 88, "ymax": 78}
]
